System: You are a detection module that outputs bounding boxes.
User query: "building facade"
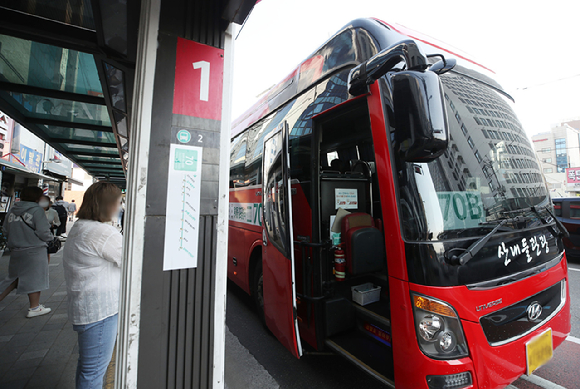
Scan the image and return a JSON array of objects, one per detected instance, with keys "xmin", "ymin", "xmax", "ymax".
[
  {"xmin": 63, "ymin": 166, "xmax": 94, "ymax": 208},
  {"xmin": 0, "ymin": 110, "xmax": 76, "ymax": 222},
  {"xmin": 436, "ymin": 69, "xmax": 545, "ymax": 211},
  {"xmin": 532, "ymin": 120, "xmax": 580, "ymax": 197}
]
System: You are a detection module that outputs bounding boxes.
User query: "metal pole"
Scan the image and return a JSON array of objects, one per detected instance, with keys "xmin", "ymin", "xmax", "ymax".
[
  {"xmin": 115, "ymin": 0, "xmax": 161, "ymax": 387},
  {"xmin": 212, "ymin": 23, "xmax": 235, "ymax": 389}
]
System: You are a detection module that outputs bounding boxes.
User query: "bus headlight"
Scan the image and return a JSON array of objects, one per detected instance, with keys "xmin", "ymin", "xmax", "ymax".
[
  {"xmin": 419, "ymin": 315, "xmax": 442, "ymax": 341},
  {"xmin": 412, "ymin": 294, "xmax": 469, "ymax": 359},
  {"xmin": 436, "ymin": 331, "xmax": 457, "ymax": 353}
]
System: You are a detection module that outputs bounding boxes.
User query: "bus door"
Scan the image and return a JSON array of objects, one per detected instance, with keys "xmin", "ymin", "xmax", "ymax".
[{"xmin": 262, "ymin": 121, "xmax": 303, "ymax": 358}]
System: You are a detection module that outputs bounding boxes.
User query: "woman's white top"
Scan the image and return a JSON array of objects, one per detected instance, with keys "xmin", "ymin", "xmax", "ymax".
[
  {"xmin": 45, "ymin": 208, "xmax": 61, "ymax": 226},
  {"xmin": 63, "ymin": 219, "xmax": 123, "ymax": 325}
]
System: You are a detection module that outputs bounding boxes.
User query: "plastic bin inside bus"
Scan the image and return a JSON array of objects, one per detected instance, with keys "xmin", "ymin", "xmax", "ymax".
[
  {"xmin": 341, "ymin": 213, "xmax": 384, "ymax": 275},
  {"xmin": 351, "ymin": 283, "xmax": 381, "ymax": 306}
]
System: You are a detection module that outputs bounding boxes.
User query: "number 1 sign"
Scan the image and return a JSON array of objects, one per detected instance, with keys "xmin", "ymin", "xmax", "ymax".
[{"xmin": 173, "ymin": 38, "xmax": 224, "ymax": 121}]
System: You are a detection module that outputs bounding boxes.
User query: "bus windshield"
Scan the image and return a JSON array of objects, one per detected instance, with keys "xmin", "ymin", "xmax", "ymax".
[{"xmin": 398, "ymin": 69, "xmax": 551, "ymax": 242}]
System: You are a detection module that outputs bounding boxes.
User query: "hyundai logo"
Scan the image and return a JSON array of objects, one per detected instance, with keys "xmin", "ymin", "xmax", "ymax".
[{"xmin": 527, "ymin": 302, "xmax": 543, "ymax": 321}]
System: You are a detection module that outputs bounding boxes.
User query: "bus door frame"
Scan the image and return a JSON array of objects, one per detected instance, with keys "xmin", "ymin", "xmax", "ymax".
[{"xmin": 261, "ymin": 121, "xmax": 303, "ymax": 358}]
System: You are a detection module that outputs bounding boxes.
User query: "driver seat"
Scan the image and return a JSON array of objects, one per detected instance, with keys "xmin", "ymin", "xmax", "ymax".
[{"xmin": 341, "ymin": 213, "xmax": 385, "ymax": 275}]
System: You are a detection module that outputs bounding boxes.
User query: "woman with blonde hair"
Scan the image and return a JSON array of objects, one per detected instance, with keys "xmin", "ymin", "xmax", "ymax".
[{"xmin": 63, "ymin": 182, "xmax": 123, "ymax": 388}]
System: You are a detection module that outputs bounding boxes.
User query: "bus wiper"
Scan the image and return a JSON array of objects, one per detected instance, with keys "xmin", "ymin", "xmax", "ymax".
[
  {"xmin": 446, "ymin": 219, "xmax": 510, "ymax": 266},
  {"xmin": 503, "ymin": 205, "xmax": 569, "ymax": 238},
  {"xmin": 531, "ymin": 206, "xmax": 570, "ymax": 238}
]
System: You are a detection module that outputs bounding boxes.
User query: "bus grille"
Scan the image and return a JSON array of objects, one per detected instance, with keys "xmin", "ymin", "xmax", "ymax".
[{"xmin": 479, "ymin": 280, "xmax": 565, "ymax": 346}]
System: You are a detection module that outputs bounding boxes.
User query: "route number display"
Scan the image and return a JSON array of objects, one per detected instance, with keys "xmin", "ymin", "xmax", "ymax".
[{"xmin": 437, "ymin": 191, "xmax": 485, "ymax": 229}]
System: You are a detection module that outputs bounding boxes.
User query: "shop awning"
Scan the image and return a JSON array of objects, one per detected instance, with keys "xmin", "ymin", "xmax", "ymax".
[
  {"xmin": 0, "ymin": 158, "xmax": 62, "ymax": 181},
  {"xmin": 67, "ymin": 177, "xmax": 85, "ymax": 186}
]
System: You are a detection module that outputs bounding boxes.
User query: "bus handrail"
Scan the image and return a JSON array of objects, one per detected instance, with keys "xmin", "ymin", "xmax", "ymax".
[
  {"xmin": 293, "ymin": 239, "xmax": 331, "ymax": 327},
  {"xmin": 293, "ymin": 240, "xmax": 330, "ymax": 248}
]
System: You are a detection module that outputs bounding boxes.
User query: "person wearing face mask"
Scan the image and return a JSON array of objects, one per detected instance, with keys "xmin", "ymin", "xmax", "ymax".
[
  {"xmin": 40, "ymin": 196, "xmax": 60, "ymax": 232},
  {"xmin": 0, "ymin": 186, "xmax": 54, "ymax": 317},
  {"xmin": 63, "ymin": 182, "xmax": 123, "ymax": 388}
]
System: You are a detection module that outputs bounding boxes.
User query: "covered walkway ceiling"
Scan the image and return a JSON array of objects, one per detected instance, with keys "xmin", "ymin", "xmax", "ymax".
[{"xmin": 0, "ymin": 0, "xmax": 256, "ymax": 189}]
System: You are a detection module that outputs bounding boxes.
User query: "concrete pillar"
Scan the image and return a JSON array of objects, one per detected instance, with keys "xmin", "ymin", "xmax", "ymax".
[{"xmin": 116, "ymin": 0, "xmax": 232, "ymax": 387}]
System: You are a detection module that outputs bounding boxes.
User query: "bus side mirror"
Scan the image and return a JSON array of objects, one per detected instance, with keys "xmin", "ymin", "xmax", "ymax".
[
  {"xmin": 348, "ymin": 39, "xmax": 428, "ymax": 96},
  {"xmin": 392, "ymin": 70, "xmax": 449, "ymax": 162}
]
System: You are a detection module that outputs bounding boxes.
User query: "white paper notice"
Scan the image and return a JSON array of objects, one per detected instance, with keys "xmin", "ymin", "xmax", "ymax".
[
  {"xmin": 335, "ymin": 188, "xmax": 358, "ymax": 209},
  {"xmin": 163, "ymin": 144, "xmax": 203, "ymax": 271}
]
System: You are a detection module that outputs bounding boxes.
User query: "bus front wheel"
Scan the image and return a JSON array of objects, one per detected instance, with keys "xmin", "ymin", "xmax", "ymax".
[{"xmin": 252, "ymin": 260, "xmax": 265, "ymax": 325}]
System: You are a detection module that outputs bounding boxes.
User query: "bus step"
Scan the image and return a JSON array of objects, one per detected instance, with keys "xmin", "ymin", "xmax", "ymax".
[
  {"xmin": 353, "ymin": 303, "xmax": 391, "ymax": 330},
  {"xmin": 326, "ymin": 331, "xmax": 395, "ymax": 388}
]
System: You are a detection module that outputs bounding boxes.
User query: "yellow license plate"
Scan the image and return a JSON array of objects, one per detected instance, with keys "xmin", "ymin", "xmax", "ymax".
[{"xmin": 526, "ymin": 328, "xmax": 553, "ymax": 375}]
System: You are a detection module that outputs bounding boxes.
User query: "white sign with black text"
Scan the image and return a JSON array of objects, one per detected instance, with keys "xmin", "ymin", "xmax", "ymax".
[
  {"xmin": 335, "ymin": 188, "xmax": 358, "ymax": 210},
  {"xmin": 163, "ymin": 143, "xmax": 203, "ymax": 271}
]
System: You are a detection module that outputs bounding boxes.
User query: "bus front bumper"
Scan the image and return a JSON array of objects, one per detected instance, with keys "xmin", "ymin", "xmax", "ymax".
[{"xmin": 463, "ymin": 290, "xmax": 571, "ymax": 389}]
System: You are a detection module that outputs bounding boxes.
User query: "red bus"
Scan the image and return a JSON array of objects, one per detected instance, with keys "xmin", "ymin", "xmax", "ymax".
[{"xmin": 228, "ymin": 18, "xmax": 570, "ymax": 389}]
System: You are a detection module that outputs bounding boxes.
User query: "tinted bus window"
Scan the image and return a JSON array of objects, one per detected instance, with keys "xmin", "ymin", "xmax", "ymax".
[
  {"xmin": 230, "ymin": 134, "xmax": 247, "ymax": 187},
  {"xmin": 570, "ymin": 202, "xmax": 580, "ymax": 219},
  {"xmin": 553, "ymin": 201, "xmax": 562, "ymax": 217}
]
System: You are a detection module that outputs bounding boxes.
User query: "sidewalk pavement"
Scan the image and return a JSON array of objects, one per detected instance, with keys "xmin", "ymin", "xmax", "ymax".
[
  {"xmin": 0, "ymin": 246, "xmax": 78, "ymax": 389},
  {"xmin": 0, "ymin": 219, "xmax": 274, "ymax": 389}
]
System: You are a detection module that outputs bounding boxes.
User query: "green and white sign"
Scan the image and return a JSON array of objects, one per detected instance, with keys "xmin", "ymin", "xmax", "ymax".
[
  {"xmin": 174, "ymin": 147, "xmax": 198, "ymax": 171},
  {"xmin": 437, "ymin": 191, "xmax": 485, "ymax": 229},
  {"xmin": 229, "ymin": 202, "xmax": 262, "ymax": 226},
  {"xmin": 163, "ymin": 144, "xmax": 203, "ymax": 270},
  {"xmin": 177, "ymin": 129, "xmax": 191, "ymax": 143}
]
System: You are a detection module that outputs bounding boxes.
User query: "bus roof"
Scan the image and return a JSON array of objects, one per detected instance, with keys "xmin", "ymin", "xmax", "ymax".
[
  {"xmin": 231, "ymin": 18, "xmax": 383, "ymax": 138},
  {"xmin": 373, "ymin": 19, "xmax": 495, "ymax": 74},
  {"xmin": 231, "ymin": 18, "xmax": 495, "ymax": 138}
]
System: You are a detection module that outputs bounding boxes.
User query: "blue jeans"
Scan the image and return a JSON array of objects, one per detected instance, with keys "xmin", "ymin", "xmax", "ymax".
[{"xmin": 73, "ymin": 314, "xmax": 118, "ymax": 389}]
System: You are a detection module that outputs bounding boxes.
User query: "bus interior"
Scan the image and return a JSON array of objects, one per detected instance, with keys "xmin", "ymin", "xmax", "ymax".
[{"xmin": 293, "ymin": 98, "xmax": 395, "ymax": 383}]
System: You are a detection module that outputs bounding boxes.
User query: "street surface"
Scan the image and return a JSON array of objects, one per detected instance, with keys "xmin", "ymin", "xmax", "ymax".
[
  {"xmin": 226, "ymin": 259, "xmax": 580, "ymax": 389},
  {"xmin": 0, "ymin": 239, "xmax": 82, "ymax": 388},
  {"xmin": 0, "ymin": 222, "xmax": 117, "ymax": 389}
]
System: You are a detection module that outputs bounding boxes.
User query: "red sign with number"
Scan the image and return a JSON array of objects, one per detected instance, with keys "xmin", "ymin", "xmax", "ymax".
[{"xmin": 173, "ymin": 38, "xmax": 224, "ymax": 121}]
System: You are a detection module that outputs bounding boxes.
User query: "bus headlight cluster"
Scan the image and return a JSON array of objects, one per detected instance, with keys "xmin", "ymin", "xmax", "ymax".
[
  {"xmin": 412, "ymin": 294, "xmax": 469, "ymax": 359},
  {"xmin": 419, "ymin": 315, "xmax": 442, "ymax": 341},
  {"xmin": 436, "ymin": 331, "xmax": 457, "ymax": 353}
]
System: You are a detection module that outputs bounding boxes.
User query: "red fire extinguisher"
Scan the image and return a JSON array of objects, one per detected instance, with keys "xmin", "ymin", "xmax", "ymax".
[{"xmin": 334, "ymin": 247, "xmax": 346, "ymax": 282}]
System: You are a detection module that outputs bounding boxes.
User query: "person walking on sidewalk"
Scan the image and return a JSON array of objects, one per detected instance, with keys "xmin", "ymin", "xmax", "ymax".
[
  {"xmin": 0, "ymin": 186, "xmax": 55, "ymax": 317},
  {"xmin": 53, "ymin": 196, "xmax": 68, "ymax": 237},
  {"xmin": 67, "ymin": 199, "xmax": 77, "ymax": 221},
  {"xmin": 63, "ymin": 182, "xmax": 123, "ymax": 389},
  {"xmin": 41, "ymin": 196, "xmax": 60, "ymax": 233}
]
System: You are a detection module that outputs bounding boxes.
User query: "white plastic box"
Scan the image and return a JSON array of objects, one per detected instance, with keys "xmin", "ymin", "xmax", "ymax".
[{"xmin": 351, "ymin": 283, "xmax": 381, "ymax": 306}]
